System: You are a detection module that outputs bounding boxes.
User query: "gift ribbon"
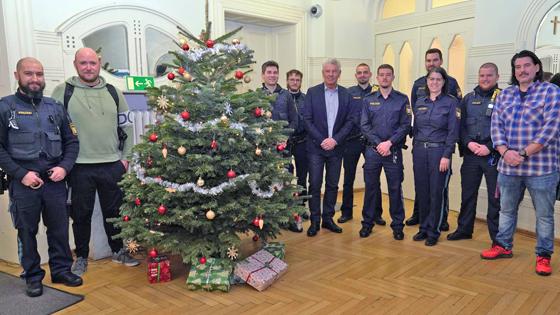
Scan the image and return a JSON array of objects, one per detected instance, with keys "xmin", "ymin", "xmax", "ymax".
[
  {"xmin": 203, "ymin": 261, "xmax": 215, "ymax": 288},
  {"xmin": 245, "ymin": 255, "xmax": 278, "ymax": 283}
]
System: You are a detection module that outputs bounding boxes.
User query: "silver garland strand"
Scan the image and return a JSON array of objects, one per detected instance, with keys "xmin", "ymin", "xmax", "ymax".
[
  {"xmin": 180, "ymin": 43, "xmax": 249, "ymax": 62},
  {"xmin": 174, "ymin": 114, "xmax": 247, "ymax": 132}
]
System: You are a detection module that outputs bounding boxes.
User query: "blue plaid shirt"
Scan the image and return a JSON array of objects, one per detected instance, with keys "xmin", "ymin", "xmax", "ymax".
[{"xmin": 491, "ymin": 81, "xmax": 560, "ymax": 176}]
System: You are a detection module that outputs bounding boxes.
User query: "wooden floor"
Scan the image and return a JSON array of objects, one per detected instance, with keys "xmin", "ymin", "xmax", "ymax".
[{"xmin": 2, "ymin": 191, "xmax": 560, "ymax": 314}]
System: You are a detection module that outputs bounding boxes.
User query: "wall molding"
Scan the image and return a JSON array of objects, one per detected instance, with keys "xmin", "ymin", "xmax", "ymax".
[
  {"xmin": 516, "ymin": 0, "xmax": 559, "ymax": 50},
  {"xmin": 469, "ymin": 43, "xmax": 516, "ymax": 57}
]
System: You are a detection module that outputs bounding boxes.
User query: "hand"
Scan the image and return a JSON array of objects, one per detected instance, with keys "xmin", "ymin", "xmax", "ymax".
[
  {"xmin": 21, "ymin": 171, "xmax": 43, "ymax": 188},
  {"xmin": 48, "ymin": 167, "xmax": 67, "ymax": 182},
  {"xmin": 473, "ymin": 145, "xmax": 491, "ymax": 156},
  {"xmin": 121, "ymin": 160, "xmax": 129, "ymax": 171},
  {"xmin": 439, "ymin": 157, "xmax": 450, "ymax": 172},
  {"xmin": 467, "ymin": 142, "xmax": 480, "ymax": 153},
  {"xmin": 376, "ymin": 140, "xmax": 393, "ymax": 157},
  {"xmin": 320, "ymin": 138, "xmax": 337, "ymax": 151},
  {"xmin": 503, "ymin": 150, "xmax": 524, "ymax": 166}
]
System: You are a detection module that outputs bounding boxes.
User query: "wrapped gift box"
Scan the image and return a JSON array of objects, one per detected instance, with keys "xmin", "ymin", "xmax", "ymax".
[
  {"xmin": 234, "ymin": 249, "xmax": 287, "ymax": 291},
  {"xmin": 186, "ymin": 258, "xmax": 232, "ymax": 292},
  {"xmin": 147, "ymin": 255, "xmax": 171, "ymax": 283},
  {"xmin": 263, "ymin": 242, "xmax": 285, "ymax": 260}
]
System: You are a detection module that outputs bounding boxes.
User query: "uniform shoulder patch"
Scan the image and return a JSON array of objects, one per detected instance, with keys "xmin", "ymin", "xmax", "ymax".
[
  {"xmin": 69, "ymin": 122, "xmax": 78, "ymax": 136},
  {"xmin": 371, "ymin": 85, "xmax": 380, "ymax": 92},
  {"xmin": 456, "ymin": 107, "xmax": 461, "ymax": 119}
]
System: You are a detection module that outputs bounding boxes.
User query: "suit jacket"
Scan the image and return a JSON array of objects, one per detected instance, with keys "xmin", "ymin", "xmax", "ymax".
[{"xmin": 303, "ymin": 83, "xmax": 356, "ymax": 156}]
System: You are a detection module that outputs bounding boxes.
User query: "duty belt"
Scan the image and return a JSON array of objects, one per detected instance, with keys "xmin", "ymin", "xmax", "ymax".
[{"xmin": 413, "ymin": 140, "xmax": 445, "ymax": 148}]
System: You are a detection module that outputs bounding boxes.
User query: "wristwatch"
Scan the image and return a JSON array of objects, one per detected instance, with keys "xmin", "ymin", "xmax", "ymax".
[{"xmin": 518, "ymin": 149, "xmax": 529, "ymax": 159}]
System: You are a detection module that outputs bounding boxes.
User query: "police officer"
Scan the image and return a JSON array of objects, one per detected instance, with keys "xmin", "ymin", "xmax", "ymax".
[
  {"xmin": 0, "ymin": 57, "xmax": 82, "ymax": 297},
  {"xmin": 261, "ymin": 60, "xmax": 297, "ymax": 131},
  {"xmin": 360, "ymin": 64, "xmax": 411, "ymax": 239},
  {"xmin": 448, "ymin": 63, "xmax": 501, "ymax": 244},
  {"xmin": 286, "ymin": 69, "xmax": 308, "ymax": 201},
  {"xmin": 407, "ymin": 48, "xmax": 462, "ymax": 229},
  {"xmin": 340, "ymin": 63, "xmax": 385, "ymax": 225},
  {"xmin": 411, "ymin": 67, "xmax": 459, "ymax": 246}
]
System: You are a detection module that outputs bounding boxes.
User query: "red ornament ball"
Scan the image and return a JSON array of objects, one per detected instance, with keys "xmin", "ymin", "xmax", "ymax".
[
  {"xmin": 210, "ymin": 139, "xmax": 218, "ymax": 150},
  {"xmin": 252, "ymin": 217, "xmax": 260, "ymax": 227},
  {"xmin": 149, "ymin": 248, "xmax": 158, "ymax": 258},
  {"xmin": 252, "ymin": 235, "xmax": 259, "ymax": 242},
  {"xmin": 180, "ymin": 111, "xmax": 190, "ymax": 120},
  {"xmin": 227, "ymin": 169, "xmax": 236, "ymax": 179},
  {"xmin": 206, "ymin": 40, "xmax": 215, "ymax": 48},
  {"xmin": 123, "ymin": 215, "xmax": 130, "ymax": 222},
  {"xmin": 181, "ymin": 43, "xmax": 190, "ymax": 51},
  {"xmin": 157, "ymin": 204, "xmax": 167, "ymax": 215},
  {"xmin": 167, "ymin": 72, "xmax": 175, "ymax": 80},
  {"xmin": 148, "ymin": 133, "xmax": 158, "ymax": 142},
  {"xmin": 234, "ymin": 70, "xmax": 244, "ymax": 79},
  {"xmin": 276, "ymin": 144, "xmax": 286, "ymax": 152},
  {"xmin": 254, "ymin": 107, "xmax": 263, "ymax": 117},
  {"xmin": 134, "ymin": 197, "xmax": 141, "ymax": 206},
  {"xmin": 199, "ymin": 256, "xmax": 207, "ymax": 264},
  {"xmin": 178, "ymin": 67, "xmax": 185, "ymax": 74}
]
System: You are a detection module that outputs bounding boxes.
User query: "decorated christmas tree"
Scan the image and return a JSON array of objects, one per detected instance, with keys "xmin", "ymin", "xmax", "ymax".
[{"xmin": 111, "ymin": 14, "xmax": 305, "ymax": 265}]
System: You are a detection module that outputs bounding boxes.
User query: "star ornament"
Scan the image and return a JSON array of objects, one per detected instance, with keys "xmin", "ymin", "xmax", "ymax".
[
  {"xmin": 157, "ymin": 95, "xmax": 171, "ymax": 111},
  {"xmin": 125, "ymin": 239, "xmax": 140, "ymax": 255},
  {"xmin": 227, "ymin": 246, "xmax": 239, "ymax": 260}
]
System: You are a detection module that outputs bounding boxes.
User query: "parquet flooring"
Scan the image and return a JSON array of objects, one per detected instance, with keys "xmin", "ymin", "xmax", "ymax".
[{"xmin": 1, "ymin": 191, "xmax": 560, "ymax": 314}]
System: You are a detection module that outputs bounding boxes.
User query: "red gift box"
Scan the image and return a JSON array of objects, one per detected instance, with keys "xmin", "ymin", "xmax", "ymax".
[{"xmin": 147, "ymin": 255, "xmax": 171, "ymax": 283}]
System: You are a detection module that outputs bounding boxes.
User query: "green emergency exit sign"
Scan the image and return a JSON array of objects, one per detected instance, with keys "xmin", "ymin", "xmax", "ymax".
[{"xmin": 126, "ymin": 76, "xmax": 155, "ymax": 91}]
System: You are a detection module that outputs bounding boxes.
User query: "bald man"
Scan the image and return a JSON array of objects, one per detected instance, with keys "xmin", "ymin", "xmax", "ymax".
[
  {"xmin": 52, "ymin": 48, "xmax": 138, "ymax": 276},
  {"xmin": 0, "ymin": 57, "xmax": 82, "ymax": 296}
]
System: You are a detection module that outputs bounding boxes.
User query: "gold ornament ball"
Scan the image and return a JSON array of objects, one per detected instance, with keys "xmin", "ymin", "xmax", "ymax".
[
  {"xmin": 243, "ymin": 76, "xmax": 252, "ymax": 83},
  {"xmin": 177, "ymin": 146, "xmax": 187, "ymax": 155},
  {"xmin": 255, "ymin": 147, "xmax": 262, "ymax": 156},
  {"xmin": 206, "ymin": 210, "xmax": 216, "ymax": 220},
  {"xmin": 220, "ymin": 114, "xmax": 229, "ymax": 123},
  {"xmin": 183, "ymin": 72, "xmax": 193, "ymax": 81},
  {"xmin": 265, "ymin": 111, "xmax": 272, "ymax": 118},
  {"xmin": 197, "ymin": 177, "xmax": 205, "ymax": 187},
  {"xmin": 179, "ymin": 38, "xmax": 187, "ymax": 45},
  {"xmin": 232, "ymin": 38, "xmax": 241, "ymax": 45}
]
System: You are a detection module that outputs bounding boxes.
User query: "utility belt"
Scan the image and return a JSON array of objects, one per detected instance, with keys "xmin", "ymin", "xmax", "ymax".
[{"xmin": 413, "ymin": 140, "xmax": 445, "ymax": 148}]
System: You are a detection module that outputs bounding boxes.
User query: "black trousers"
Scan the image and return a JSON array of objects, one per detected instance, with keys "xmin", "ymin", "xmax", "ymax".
[
  {"xmin": 457, "ymin": 153, "xmax": 500, "ymax": 242},
  {"xmin": 308, "ymin": 152, "xmax": 342, "ymax": 223},
  {"xmin": 341, "ymin": 138, "xmax": 383, "ymax": 218},
  {"xmin": 9, "ymin": 179, "xmax": 73, "ymax": 283},
  {"xmin": 69, "ymin": 161, "xmax": 125, "ymax": 258},
  {"xmin": 362, "ymin": 147, "xmax": 405, "ymax": 231}
]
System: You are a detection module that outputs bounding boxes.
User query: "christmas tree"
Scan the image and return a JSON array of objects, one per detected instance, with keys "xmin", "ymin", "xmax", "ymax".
[{"xmin": 110, "ymin": 16, "xmax": 305, "ymax": 265}]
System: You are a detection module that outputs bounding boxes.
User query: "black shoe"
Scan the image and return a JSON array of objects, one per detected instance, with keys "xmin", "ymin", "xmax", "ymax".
[
  {"xmin": 440, "ymin": 222, "xmax": 450, "ymax": 231},
  {"xmin": 288, "ymin": 223, "xmax": 303, "ymax": 233},
  {"xmin": 26, "ymin": 281, "xmax": 43, "ymax": 297},
  {"xmin": 359, "ymin": 226, "xmax": 372, "ymax": 238},
  {"xmin": 425, "ymin": 238, "xmax": 438, "ymax": 246},
  {"xmin": 307, "ymin": 223, "xmax": 320, "ymax": 237},
  {"xmin": 52, "ymin": 272, "xmax": 83, "ymax": 287},
  {"xmin": 447, "ymin": 230, "xmax": 472, "ymax": 241},
  {"xmin": 374, "ymin": 217, "xmax": 386, "ymax": 226},
  {"xmin": 405, "ymin": 216, "xmax": 419, "ymax": 226},
  {"xmin": 337, "ymin": 215, "xmax": 353, "ymax": 224},
  {"xmin": 321, "ymin": 220, "xmax": 343, "ymax": 233},
  {"xmin": 393, "ymin": 231, "xmax": 404, "ymax": 240},
  {"xmin": 413, "ymin": 232, "xmax": 428, "ymax": 241},
  {"xmin": 301, "ymin": 213, "xmax": 309, "ymax": 220}
]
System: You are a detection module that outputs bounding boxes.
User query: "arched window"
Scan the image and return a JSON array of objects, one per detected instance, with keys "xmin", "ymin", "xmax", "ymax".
[
  {"xmin": 382, "ymin": 0, "xmax": 415, "ymax": 19},
  {"xmin": 83, "ymin": 25, "xmax": 130, "ymax": 77},
  {"xmin": 448, "ymin": 34, "xmax": 466, "ymax": 92},
  {"xmin": 430, "ymin": 38, "xmax": 443, "ymax": 51},
  {"xmin": 432, "ymin": 0, "xmax": 468, "ymax": 9},
  {"xmin": 399, "ymin": 42, "xmax": 413, "ymax": 94},
  {"xmin": 382, "ymin": 44, "xmax": 395, "ymax": 67}
]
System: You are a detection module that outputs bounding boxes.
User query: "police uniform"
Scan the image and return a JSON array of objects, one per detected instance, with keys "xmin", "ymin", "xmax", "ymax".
[
  {"xmin": 453, "ymin": 86, "xmax": 501, "ymax": 242},
  {"xmin": 408, "ymin": 74, "xmax": 462, "ymax": 226},
  {"xmin": 262, "ymin": 84, "xmax": 298, "ymax": 130},
  {"xmin": 412, "ymin": 94, "xmax": 459, "ymax": 243},
  {"xmin": 360, "ymin": 89, "xmax": 411, "ymax": 233},
  {"xmin": 288, "ymin": 90, "xmax": 308, "ymax": 197},
  {"xmin": 342, "ymin": 84, "xmax": 384, "ymax": 221},
  {"xmin": 0, "ymin": 90, "xmax": 79, "ymax": 284}
]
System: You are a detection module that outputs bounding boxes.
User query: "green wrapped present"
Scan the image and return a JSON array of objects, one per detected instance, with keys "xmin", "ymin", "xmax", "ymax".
[
  {"xmin": 186, "ymin": 258, "xmax": 232, "ymax": 292},
  {"xmin": 263, "ymin": 242, "xmax": 285, "ymax": 259}
]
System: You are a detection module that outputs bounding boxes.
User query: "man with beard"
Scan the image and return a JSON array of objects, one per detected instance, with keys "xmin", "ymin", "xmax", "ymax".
[
  {"xmin": 340, "ymin": 63, "xmax": 385, "ymax": 226},
  {"xmin": 0, "ymin": 57, "xmax": 82, "ymax": 297},
  {"xmin": 406, "ymin": 48, "xmax": 462, "ymax": 229},
  {"xmin": 52, "ymin": 47, "xmax": 138, "ymax": 276}
]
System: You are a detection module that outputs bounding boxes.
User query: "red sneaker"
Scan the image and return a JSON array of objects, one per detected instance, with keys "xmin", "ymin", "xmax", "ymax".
[
  {"xmin": 536, "ymin": 256, "xmax": 552, "ymax": 276},
  {"xmin": 480, "ymin": 245, "xmax": 513, "ymax": 260}
]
